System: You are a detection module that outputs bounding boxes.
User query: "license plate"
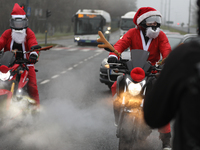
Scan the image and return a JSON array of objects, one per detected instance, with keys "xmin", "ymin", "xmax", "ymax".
[{"xmin": 109, "ymin": 69, "xmax": 112, "ymax": 75}]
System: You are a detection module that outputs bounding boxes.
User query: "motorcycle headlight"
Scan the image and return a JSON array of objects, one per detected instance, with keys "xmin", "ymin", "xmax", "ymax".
[
  {"xmin": 0, "ymin": 71, "xmax": 11, "ymax": 81},
  {"xmin": 128, "ymin": 82, "xmax": 142, "ymax": 96}
]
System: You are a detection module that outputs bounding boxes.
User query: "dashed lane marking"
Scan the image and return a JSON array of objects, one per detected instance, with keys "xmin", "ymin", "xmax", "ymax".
[
  {"xmin": 40, "ymin": 79, "xmax": 50, "ymax": 84},
  {"xmin": 68, "ymin": 48, "xmax": 78, "ymax": 51},
  {"xmin": 68, "ymin": 67, "xmax": 73, "ymax": 70},
  {"xmin": 50, "ymin": 47, "xmax": 104, "ymax": 52},
  {"xmin": 51, "ymin": 75, "xmax": 59, "ymax": 79},
  {"xmin": 39, "ymin": 51, "xmax": 104, "ymax": 85},
  {"xmin": 82, "ymin": 49, "xmax": 90, "ymax": 51}
]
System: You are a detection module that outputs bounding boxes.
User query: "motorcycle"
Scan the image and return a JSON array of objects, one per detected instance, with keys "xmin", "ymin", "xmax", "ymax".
[
  {"xmin": 97, "ymin": 31, "xmax": 162, "ymax": 150},
  {"xmin": 0, "ymin": 45, "xmax": 52, "ymax": 126}
]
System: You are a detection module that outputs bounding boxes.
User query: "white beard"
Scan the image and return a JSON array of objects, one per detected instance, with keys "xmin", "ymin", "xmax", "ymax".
[
  {"xmin": 146, "ymin": 27, "xmax": 160, "ymax": 39},
  {"xmin": 11, "ymin": 29, "xmax": 27, "ymax": 44}
]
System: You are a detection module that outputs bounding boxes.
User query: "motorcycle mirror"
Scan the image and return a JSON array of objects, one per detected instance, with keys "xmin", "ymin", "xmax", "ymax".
[{"xmin": 31, "ymin": 45, "xmax": 41, "ymax": 51}]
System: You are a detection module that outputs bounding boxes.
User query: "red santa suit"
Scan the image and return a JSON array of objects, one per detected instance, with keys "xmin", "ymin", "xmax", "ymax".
[
  {"xmin": 0, "ymin": 3, "xmax": 40, "ymax": 106},
  {"xmin": 110, "ymin": 7, "xmax": 172, "ymax": 135},
  {"xmin": 109, "ymin": 28, "xmax": 171, "ymax": 65}
]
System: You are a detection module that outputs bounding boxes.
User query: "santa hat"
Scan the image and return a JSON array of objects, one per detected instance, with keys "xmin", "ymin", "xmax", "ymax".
[
  {"xmin": 0, "ymin": 65, "xmax": 9, "ymax": 73},
  {"xmin": 130, "ymin": 67, "xmax": 145, "ymax": 82},
  {"xmin": 11, "ymin": 3, "xmax": 26, "ymax": 19},
  {"xmin": 133, "ymin": 7, "xmax": 161, "ymax": 26}
]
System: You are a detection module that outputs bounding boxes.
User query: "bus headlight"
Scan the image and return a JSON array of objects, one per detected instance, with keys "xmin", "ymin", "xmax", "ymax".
[
  {"xmin": 105, "ymin": 31, "xmax": 110, "ymax": 34},
  {"xmin": 107, "ymin": 27, "xmax": 111, "ymax": 30},
  {"xmin": 75, "ymin": 37, "xmax": 80, "ymax": 41}
]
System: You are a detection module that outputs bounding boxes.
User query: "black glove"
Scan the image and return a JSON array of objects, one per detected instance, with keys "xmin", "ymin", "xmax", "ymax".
[
  {"xmin": 29, "ymin": 53, "xmax": 38, "ymax": 63},
  {"xmin": 108, "ymin": 56, "xmax": 118, "ymax": 63}
]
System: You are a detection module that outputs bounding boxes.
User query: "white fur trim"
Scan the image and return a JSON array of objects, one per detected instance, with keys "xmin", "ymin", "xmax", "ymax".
[
  {"xmin": 27, "ymin": 64, "xmax": 34, "ymax": 66},
  {"xmin": 137, "ymin": 11, "xmax": 161, "ymax": 25},
  {"xmin": 140, "ymin": 30, "xmax": 152, "ymax": 51},
  {"xmin": 30, "ymin": 51, "xmax": 38, "ymax": 56},
  {"xmin": 108, "ymin": 55, "xmax": 118, "ymax": 59},
  {"xmin": 12, "ymin": 15, "xmax": 26, "ymax": 19}
]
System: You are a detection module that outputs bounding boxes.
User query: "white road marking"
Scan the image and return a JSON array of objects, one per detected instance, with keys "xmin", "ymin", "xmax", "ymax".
[
  {"xmin": 73, "ymin": 64, "xmax": 78, "ymax": 67},
  {"xmin": 68, "ymin": 48, "xmax": 78, "ymax": 51},
  {"xmin": 50, "ymin": 47, "xmax": 104, "ymax": 53},
  {"xmin": 68, "ymin": 67, "xmax": 73, "ymax": 70},
  {"xmin": 52, "ymin": 48, "xmax": 64, "ymax": 51},
  {"xmin": 39, "ymin": 53, "xmax": 101, "ymax": 84},
  {"xmin": 61, "ymin": 71, "xmax": 67, "ymax": 74},
  {"xmin": 82, "ymin": 49, "xmax": 90, "ymax": 51},
  {"xmin": 52, "ymin": 75, "xmax": 59, "ymax": 79},
  {"xmin": 88, "ymin": 56, "xmax": 94, "ymax": 59},
  {"xmin": 96, "ymin": 49, "xmax": 103, "ymax": 53},
  {"xmin": 94, "ymin": 53, "xmax": 100, "ymax": 56},
  {"xmin": 68, "ymin": 45, "xmax": 74, "ymax": 48},
  {"xmin": 40, "ymin": 79, "xmax": 50, "ymax": 84}
]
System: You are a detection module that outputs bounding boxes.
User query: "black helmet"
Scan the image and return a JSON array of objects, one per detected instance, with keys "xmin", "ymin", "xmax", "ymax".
[{"xmin": 10, "ymin": 18, "xmax": 28, "ymax": 30}]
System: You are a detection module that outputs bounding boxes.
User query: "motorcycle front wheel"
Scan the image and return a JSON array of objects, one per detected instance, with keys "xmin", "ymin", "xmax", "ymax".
[{"xmin": 118, "ymin": 113, "xmax": 136, "ymax": 150}]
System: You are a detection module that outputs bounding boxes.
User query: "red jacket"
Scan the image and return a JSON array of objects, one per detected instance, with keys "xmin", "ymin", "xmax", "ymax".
[
  {"xmin": 109, "ymin": 28, "xmax": 171, "ymax": 65},
  {"xmin": 0, "ymin": 28, "xmax": 39, "ymax": 60}
]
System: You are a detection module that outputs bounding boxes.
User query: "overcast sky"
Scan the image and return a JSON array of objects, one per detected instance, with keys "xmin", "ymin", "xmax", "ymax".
[{"xmin": 137, "ymin": 0, "xmax": 197, "ymax": 26}]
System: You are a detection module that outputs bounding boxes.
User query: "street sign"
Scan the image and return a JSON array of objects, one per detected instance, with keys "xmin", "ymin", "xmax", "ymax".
[
  {"xmin": 27, "ymin": 7, "xmax": 31, "ymax": 16},
  {"xmin": 166, "ymin": 21, "xmax": 173, "ymax": 24}
]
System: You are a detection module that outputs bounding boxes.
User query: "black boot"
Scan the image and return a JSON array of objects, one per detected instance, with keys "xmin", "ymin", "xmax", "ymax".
[{"xmin": 159, "ymin": 132, "xmax": 172, "ymax": 150}]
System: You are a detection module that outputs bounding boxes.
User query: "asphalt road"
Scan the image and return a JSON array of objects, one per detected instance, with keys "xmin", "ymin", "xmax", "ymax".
[{"xmin": 0, "ymin": 30, "xmax": 172, "ymax": 150}]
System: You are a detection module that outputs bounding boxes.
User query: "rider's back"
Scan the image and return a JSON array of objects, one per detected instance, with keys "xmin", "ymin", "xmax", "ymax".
[{"xmin": 143, "ymin": 39, "xmax": 200, "ymax": 150}]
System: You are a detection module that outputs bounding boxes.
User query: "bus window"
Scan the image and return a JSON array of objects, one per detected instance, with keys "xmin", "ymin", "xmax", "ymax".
[{"xmin": 75, "ymin": 18, "xmax": 103, "ymax": 35}]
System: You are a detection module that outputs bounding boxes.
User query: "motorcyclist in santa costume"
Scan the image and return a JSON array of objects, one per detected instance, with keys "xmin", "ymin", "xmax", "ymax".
[
  {"xmin": 0, "ymin": 3, "xmax": 40, "ymax": 109},
  {"xmin": 107, "ymin": 7, "xmax": 172, "ymax": 150}
]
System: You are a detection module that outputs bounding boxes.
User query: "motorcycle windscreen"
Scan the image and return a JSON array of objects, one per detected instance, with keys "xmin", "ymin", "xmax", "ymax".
[
  {"xmin": 126, "ymin": 50, "xmax": 149, "ymax": 70},
  {"xmin": 0, "ymin": 51, "xmax": 15, "ymax": 67}
]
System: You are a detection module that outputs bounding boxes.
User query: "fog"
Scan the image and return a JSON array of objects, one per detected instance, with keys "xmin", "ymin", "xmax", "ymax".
[
  {"xmin": 0, "ymin": 96, "xmax": 118, "ymax": 149},
  {"xmin": 0, "ymin": 0, "xmax": 137, "ymax": 34}
]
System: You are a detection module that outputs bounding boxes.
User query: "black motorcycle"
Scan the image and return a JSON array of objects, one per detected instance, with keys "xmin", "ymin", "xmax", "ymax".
[
  {"xmin": 109, "ymin": 50, "xmax": 162, "ymax": 149},
  {"xmin": 97, "ymin": 31, "xmax": 162, "ymax": 149}
]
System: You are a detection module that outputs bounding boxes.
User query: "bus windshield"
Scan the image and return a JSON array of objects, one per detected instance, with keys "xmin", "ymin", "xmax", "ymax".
[
  {"xmin": 75, "ymin": 17, "xmax": 103, "ymax": 35},
  {"xmin": 120, "ymin": 19, "xmax": 135, "ymax": 30}
]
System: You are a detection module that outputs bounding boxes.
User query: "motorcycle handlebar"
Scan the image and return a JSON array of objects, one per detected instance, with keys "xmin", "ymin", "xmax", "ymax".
[
  {"xmin": 15, "ymin": 59, "xmax": 37, "ymax": 64},
  {"xmin": 108, "ymin": 60, "xmax": 163, "ymax": 75}
]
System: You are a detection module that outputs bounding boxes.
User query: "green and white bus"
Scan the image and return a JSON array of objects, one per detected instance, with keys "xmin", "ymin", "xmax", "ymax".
[{"xmin": 72, "ymin": 9, "xmax": 111, "ymax": 45}]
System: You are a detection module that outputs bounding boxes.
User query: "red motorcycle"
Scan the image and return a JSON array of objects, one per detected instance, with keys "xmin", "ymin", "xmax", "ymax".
[{"xmin": 0, "ymin": 45, "xmax": 52, "ymax": 125}]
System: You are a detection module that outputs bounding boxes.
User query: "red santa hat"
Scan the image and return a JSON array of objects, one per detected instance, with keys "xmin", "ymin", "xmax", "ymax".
[
  {"xmin": 11, "ymin": 3, "xmax": 26, "ymax": 19},
  {"xmin": 0, "ymin": 65, "xmax": 9, "ymax": 73},
  {"xmin": 130, "ymin": 67, "xmax": 145, "ymax": 82},
  {"xmin": 133, "ymin": 7, "xmax": 161, "ymax": 26}
]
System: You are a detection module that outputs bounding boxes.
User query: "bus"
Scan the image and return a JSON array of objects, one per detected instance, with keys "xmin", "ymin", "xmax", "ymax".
[
  {"xmin": 72, "ymin": 9, "xmax": 111, "ymax": 45},
  {"xmin": 120, "ymin": 11, "xmax": 136, "ymax": 38}
]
